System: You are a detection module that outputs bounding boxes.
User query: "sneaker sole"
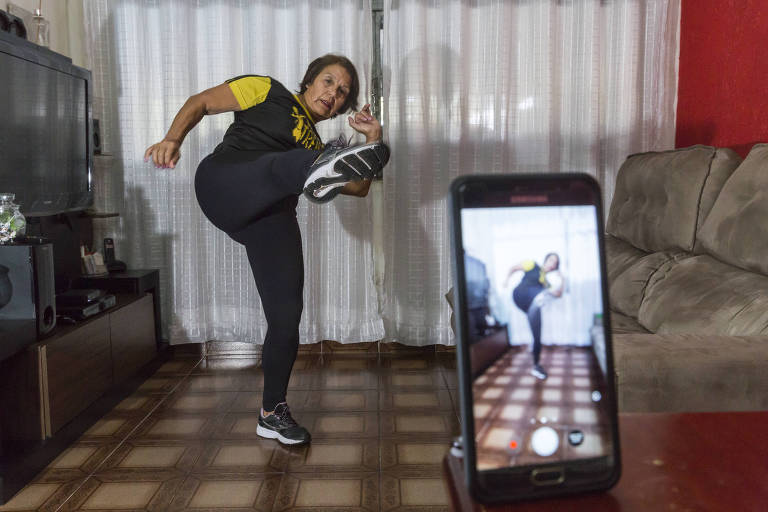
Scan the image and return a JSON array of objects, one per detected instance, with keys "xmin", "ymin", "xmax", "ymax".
[
  {"xmin": 256, "ymin": 424, "xmax": 310, "ymax": 445},
  {"xmin": 304, "ymin": 144, "xmax": 390, "ymax": 203}
]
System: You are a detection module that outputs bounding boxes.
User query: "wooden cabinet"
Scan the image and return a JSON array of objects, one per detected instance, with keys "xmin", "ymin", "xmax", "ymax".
[
  {"xmin": 0, "ymin": 347, "xmax": 46, "ymax": 440},
  {"xmin": 0, "ymin": 293, "xmax": 156, "ymax": 440},
  {"xmin": 45, "ymin": 315, "xmax": 112, "ymax": 435},
  {"xmin": 109, "ymin": 294, "xmax": 156, "ymax": 383},
  {"xmin": 470, "ymin": 326, "xmax": 510, "ymax": 378}
]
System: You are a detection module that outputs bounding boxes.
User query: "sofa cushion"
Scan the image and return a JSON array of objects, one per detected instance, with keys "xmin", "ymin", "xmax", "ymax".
[
  {"xmin": 697, "ymin": 144, "xmax": 768, "ymax": 274},
  {"xmin": 607, "ymin": 145, "xmax": 742, "ymax": 252},
  {"xmin": 638, "ymin": 254, "xmax": 768, "ymax": 335},
  {"xmin": 609, "ymin": 251, "xmax": 689, "ymax": 318},
  {"xmin": 609, "ymin": 311, "xmax": 650, "ymax": 334},
  {"xmin": 604, "ymin": 235, "xmax": 648, "ymax": 284},
  {"xmin": 692, "ymin": 146, "xmax": 743, "ymax": 253},
  {"xmin": 613, "ymin": 332, "xmax": 768, "ymax": 412}
]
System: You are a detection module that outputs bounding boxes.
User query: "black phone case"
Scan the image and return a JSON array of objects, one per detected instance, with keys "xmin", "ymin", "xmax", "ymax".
[{"xmin": 448, "ymin": 173, "xmax": 621, "ymax": 505}]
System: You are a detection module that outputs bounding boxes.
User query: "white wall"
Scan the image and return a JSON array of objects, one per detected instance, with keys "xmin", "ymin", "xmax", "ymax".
[{"xmin": 6, "ymin": 0, "xmax": 85, "ymax": 67}]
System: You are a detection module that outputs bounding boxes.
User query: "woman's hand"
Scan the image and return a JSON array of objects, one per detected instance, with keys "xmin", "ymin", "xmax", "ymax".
[
  {"xmin": 348, "ymin": 104, "xmax": 382, "ymax": 142},
  {"xmin": 144, "ymin": 139, "xmax": 181, "ymax": 169}
]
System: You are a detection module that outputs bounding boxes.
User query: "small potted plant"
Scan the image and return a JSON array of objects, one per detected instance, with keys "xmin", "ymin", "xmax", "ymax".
[{"xmin": 0, "ymin": 193, "xmax": 27, "ymax": 244}]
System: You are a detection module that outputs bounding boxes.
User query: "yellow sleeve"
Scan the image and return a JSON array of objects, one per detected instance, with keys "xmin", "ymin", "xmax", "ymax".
[
  {"xmin": 522, "ymin": 260, "xmax": 535, "ymax": 271},
  {"xmin": 227, "ymin": 76, "xmax": 272, "ymax": 110}
]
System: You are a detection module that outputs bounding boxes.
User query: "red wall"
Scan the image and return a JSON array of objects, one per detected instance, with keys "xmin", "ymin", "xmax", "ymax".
[{"xmin": 675, "ymin": 0, "xmax": 768, "ymax": 157}]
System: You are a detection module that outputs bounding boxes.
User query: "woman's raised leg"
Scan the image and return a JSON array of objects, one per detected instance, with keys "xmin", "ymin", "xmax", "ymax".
[{"xmin": 194, "ymin": 149, "xmax": 319, "ymax": 234}]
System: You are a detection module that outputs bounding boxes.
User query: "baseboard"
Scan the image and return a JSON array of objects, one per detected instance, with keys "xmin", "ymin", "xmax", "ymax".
[{"xmin": 170, "ymin": 340, "xmax": 456, "ymax": 358}]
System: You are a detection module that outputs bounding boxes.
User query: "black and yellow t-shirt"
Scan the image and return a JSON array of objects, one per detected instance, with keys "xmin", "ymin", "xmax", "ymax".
[
  {"xmin": 214, "ymin": 75, "xmax": 324, "ymax": 156},
  {"xmin": 519, "ymin": 260, "xmax": 548, "ymax": 288}
]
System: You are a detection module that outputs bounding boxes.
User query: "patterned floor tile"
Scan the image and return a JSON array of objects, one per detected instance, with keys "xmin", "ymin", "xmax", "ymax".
[
  {"xmin": 176, "ymin": 374, "xmax": 247, "ymax": 393},
  {"xmin": 152, "ymin": 358, "xmax": 201, "ymax": 377},
  {"xmin": 312, "ymin": 354, "xmax": 380, "ymax": 371},
  {"xmin": 379, "ymin": 370, "xmax": 445, "ymax": 390},
  {"xmin": 380, "ymin": 472, "xmax": 450, "ymax": 511},
  {"xmin": 379, "ymin": 411, "xmax": 460, "ymax": 440},
  {"xmin": 156, "ymin": 390, "xmax": 239, "ymax": 414},
  {"xmin": 315, "ymin": 369, "xmax": 380, "ymax": 390},
  {"xmin": 292, "ymin": 411, "xmax": 380, "ymax": 440},
  {"xmin": 379, "ymin": 356, "xmax": 437, "ymax": 371},
  {"xmin": 227, "ymin": 390, "xmax": 311, "ymax": 413},
  {"xmin": 380, "ymin": 439, "xmax": 450, "ymax": 473},
  {"xmin": 61, "ymin": 471, "xmax": 184, "ymax": 511},
  {"xmin": 285, "ymin": 438, "xmax": 379, "ymax": 473},
  {"xmin": 0, "ymin": 480, "xmax": 86, "ymax": 512},
  {"xmin": 98, "ymin": 439, "xmax": 202, "ymax": 473},
  {"xmin": 135, "ymin": 375, "xmax": 185, "ymax": 395},
  {"xmin": 169, "ymin": 473, "xmax": 281, "ymax": 511},
  {"xmin": 299, "ymin": 390, "xmax": 379, "ymax": 412},
  {"xmin": 77, "ymin": 415, "xmax": 146, "ymax": 444},
  {"xmin": 129, "ymin": 412, "xmax": 219, "ymax": 441},
  {"xmin": 379, "ymin": 389, "xmax": 454, "ymax": 412},
  {"xmin": 191, "ymin": 357, "xmax": 262, "ymax": 373},
  {"xmin": 273, "ymin": 472, "xmax": 379, "ymax": 512},
  {"xmin": 191, "ymin": 439, "xmax": 290, "ymax": 473},
  {"xmin": 110, "ymin": 394, "xmax": 164, "ymax": 417}
]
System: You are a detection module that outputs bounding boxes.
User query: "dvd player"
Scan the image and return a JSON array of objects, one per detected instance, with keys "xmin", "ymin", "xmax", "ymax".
[
  {"xmin": 56, "ymin": 288, "xmax": 105, "ymax": 307},
  {"xmin": 57, "ymin": 294, "xmax": 116, "ymax": 320}
]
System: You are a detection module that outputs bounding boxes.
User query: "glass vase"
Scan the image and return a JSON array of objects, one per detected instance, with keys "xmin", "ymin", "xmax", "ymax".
[{"xmin": 33, "ymin": 9, "xmax": 50, "ymax": 48}]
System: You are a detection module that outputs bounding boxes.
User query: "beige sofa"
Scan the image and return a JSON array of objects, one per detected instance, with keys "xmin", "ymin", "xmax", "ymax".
[{"xmin": 606, "ymin": 144, "xmax": 768, "ymax": 412}]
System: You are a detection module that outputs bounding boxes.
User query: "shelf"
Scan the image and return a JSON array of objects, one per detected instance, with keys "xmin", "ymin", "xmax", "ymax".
[{"xmin": 80, "ymin": 210, "xmax": 119, "ymax": 218}]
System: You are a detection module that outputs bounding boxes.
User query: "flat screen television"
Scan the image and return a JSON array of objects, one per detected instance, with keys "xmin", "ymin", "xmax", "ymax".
[{"xmin": 0, "ymin": 30, "xmax": 93, "ymax": 217}]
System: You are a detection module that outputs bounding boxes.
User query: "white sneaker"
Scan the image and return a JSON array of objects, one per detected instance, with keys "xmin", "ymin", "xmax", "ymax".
[
  {"xmin": 531, "ymin": 364, "xmax": 548, "ymax": 380},
  {"xmin": 303, "ymin": 141, "xmax": 390, "ymax": 203}
]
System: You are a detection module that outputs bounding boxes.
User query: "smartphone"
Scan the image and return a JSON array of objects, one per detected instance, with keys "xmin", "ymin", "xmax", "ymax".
[{"xmin": 449, "ymin": 173, "xmax": 620, "ymax": 504}]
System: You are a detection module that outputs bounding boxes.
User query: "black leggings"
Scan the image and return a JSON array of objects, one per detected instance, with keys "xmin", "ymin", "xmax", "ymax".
[
  {"xmin": 194, "ymin": 148, "xmax": 320, "ymax": 411},
  {"xmin": 513, "ymin": 285, "xmax": 544, "ymax": 365}
]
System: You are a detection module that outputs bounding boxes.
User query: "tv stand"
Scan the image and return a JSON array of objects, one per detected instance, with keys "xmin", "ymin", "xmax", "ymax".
[
  {"xmin": 76, "ymin": 269, "xmax": 162, "ymax": 346},
  {"xmin": 0, "ymin": 269, "xmax": 165, "ymax": 505}
]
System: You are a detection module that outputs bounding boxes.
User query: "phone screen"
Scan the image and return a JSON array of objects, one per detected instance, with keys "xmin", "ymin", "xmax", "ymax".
[{"xmin": 452, "ymin": 175, "xmax": 618, "ymax": 496}]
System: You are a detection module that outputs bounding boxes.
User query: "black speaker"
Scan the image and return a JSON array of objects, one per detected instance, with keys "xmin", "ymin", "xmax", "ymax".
[
  {"xmin": 93, "ymin": 118, "xmax": 102, "ymax": 154},
  {"xmin": 0, "ymin": 239, "xmax": 56, "ymax": 360}
]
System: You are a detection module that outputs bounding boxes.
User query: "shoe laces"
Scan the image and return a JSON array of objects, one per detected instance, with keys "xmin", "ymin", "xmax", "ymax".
[
  {"xmin": 326, "ymin": 132, "xmax": 353, "ymax": 150},
  {"xmin": 273, "ymin": 402, "xmax": 298, "ymax": 427}
]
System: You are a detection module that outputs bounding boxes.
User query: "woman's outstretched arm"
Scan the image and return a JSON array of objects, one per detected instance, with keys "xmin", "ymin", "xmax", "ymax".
[
  {"xmin": 503, "ymin": 263, "xmax": 525, "ymax": 287},
  {"xmin": 144, "ymin": 83, "xmax": 241, "ymax": 169},
  {"xmin": 340, "ymin": 103, "xmax": 383, "ymax": 197}
]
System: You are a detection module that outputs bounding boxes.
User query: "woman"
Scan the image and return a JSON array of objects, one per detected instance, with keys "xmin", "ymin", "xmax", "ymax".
[
  {"xmin": 144, "ymin": 54, "xmax": 389, "ymax": 446},
  {"xmin": 503, "ymin": 253, "xmax": 563, "ymax": 380}
]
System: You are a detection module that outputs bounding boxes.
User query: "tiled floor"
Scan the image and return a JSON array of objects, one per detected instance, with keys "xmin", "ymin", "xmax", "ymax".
[
  {"xmin": 472, "ymin": 346, "xmax": 612, "ymax": 470},
  {"xmin": 0, "ymin": 350, "xmax": 460, "ymax": 511}
]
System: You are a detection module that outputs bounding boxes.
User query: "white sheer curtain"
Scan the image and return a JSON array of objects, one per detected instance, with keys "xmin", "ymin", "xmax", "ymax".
[
  {"xmin": 83, "ymin": 0, "xmax": 382, "ymax": 345},
  {"xmin": 381, "ymin": 0, "xmax": 680, "ymax": 346}
]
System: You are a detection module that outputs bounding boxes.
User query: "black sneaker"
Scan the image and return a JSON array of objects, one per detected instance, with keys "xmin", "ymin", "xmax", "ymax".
[
  {"xmin": 303, "ymin": 141, "xmax": 390, "ymax": 203},
  {"xmin": 257, "ymin": 402, "xmax": 311, "ymax": 445},
  {"xmin": 531, "ymin": 364, "xmax": 548, "ymax": 380}
]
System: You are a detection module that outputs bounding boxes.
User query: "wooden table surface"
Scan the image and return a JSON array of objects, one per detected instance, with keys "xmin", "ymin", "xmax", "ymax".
[{"xmin": 444, "ymin": 411, "xmax": 768, "ymax": 511}]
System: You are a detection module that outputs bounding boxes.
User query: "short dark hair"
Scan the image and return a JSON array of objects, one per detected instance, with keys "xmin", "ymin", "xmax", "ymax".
[
  {"xmin": 544, "ymin": 252, "xmax": 560, "ymax": 270},
  {"xmin": 299, "ymin": 54, "xmax": 360, "ymax": 114}
]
